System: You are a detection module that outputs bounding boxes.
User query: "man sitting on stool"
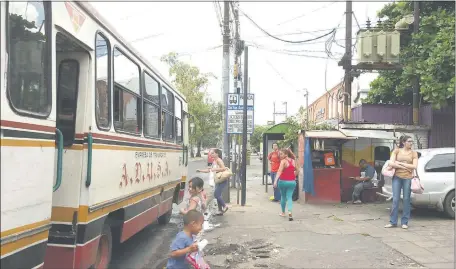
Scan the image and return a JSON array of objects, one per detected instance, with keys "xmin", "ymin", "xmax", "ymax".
[{"xmin": 349, "ymin": 159, "xmax": 377, "ymax": 204}]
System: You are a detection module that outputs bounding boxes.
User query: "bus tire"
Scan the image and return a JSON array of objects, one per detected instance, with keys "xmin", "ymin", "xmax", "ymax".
[
  {"xmin": 94, "ymin": 223, "xmax": 113, "ymax": 269},
  {"xmin": 158, "ymin": 209, "xmax": 172, "ymax": 225}
]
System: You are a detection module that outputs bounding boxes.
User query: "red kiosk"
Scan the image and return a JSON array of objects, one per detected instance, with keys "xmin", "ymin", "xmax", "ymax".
[{"xmin": 299, "ymin": 130, "xmax": 356, "ymax": 203}]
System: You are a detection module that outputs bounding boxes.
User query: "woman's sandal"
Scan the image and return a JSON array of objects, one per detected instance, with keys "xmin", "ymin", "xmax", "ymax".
[
  {"xmin": 279, "ymin": 213, "xmax": 286, "ymax": 217},
  {"xmin": 288, "ymin": 213, "xmax": 293, "ymax": 221}
]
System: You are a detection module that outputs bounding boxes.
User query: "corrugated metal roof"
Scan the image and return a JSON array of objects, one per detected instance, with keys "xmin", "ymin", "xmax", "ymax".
[
  {"xmin": 340, "ymin": 129, "xmax": 396, "ymax": 140},
  {"xmin": 305, "ymin": 131, "xmax": 356, "ymax": 139}
]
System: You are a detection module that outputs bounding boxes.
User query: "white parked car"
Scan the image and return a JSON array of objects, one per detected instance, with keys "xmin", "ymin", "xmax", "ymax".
[{"xmin": 381, "ymin": 148, "xmax": 455, "ymax": 218}]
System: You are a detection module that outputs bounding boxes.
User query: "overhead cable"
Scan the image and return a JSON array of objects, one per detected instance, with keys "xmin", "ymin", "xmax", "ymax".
[
  {"xmin": 239, "ymin": 9, "xmax": 336, "ymax": 44},
  {"xmin": 276, "ymin": 2, "xmax": 337, "ymax": 26}
]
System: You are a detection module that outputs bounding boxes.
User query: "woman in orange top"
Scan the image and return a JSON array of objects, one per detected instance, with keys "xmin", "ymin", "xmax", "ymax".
[
  {"xmin": 268, "ymin": 143, "xmax": 281, "ymax": 201},
  {"xmin": 384, "ymin": 135, "xmax": 418, "ymax": 229}
]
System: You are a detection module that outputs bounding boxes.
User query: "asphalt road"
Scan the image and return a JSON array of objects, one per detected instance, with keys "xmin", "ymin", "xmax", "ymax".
[{"xmin": 109, "ymin": 159, "xmax": 207, "ymax": 269}]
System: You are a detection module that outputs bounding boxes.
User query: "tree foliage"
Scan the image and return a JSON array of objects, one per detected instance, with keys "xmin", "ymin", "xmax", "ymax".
[
  {"xmin": 161, "ymin": 53, "xmax": 222, "ymax": 156},
  {"xmin": 250, "ymin": 124, "xmax": 272, "ymax": 151},
  {"xmin": 364, "ymin": 1, "xmax": 455, "ymax": 109}
]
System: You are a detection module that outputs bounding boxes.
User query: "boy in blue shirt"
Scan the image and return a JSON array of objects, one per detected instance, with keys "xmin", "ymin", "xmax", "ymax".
[{"xmin": 167, "ymin": 210, "xmax": 204, "ymax": 269}]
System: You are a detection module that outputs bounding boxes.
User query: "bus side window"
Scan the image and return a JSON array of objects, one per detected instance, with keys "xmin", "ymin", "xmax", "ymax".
[
  {"xmin": 113, "ymin": 47, "xmax": 141, "ymax": 134},
  {"xmin": 143, "ymin": 72, "xmax": 160, "ymax": 138},
  {"xmin": 161, "ymin": 87, "xmax": 174, "ymax": 141},
  {"xmin": 175, "ymin": 98, "xmax": 183, "ymax": 143},
  {"xmin": 7, "ymin": 1, "xmax": 51, "ymax": 116},
  {"xmin": 95, "ymin": 33, "xmax": 111, "ymax": 130}
]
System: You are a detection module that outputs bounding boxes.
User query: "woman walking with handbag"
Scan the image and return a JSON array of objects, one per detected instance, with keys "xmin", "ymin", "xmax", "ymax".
[
  {"xmin": 197, "ymin": 149, "xmax": 229, "ymax": 216},
  {"xmin": 273, "ymin": 148, "xmax": 298, "ymax": 221},
  {"xmin": 384, "ymin": 135, "xmax": 418, "ymax": 229}
]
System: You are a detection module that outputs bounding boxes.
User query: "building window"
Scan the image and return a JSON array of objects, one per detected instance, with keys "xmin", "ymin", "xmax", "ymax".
[
  {"xmin": 425, "ymin": 154, "xmax": 455, "ymax": 173},
  {"xmin": 95, "ymin": 33, "xmax": 110, "ymax": 129},
  {"xmin": 175, "ymin": 99, "xmax": 183, "ymax": 143},
  {"xmin": 161, "ymin": 86, "xmax": 174, "ymax": 141},
  {"xmin": 7, "ymin": 1, "xmax": 51, "ymax": 116},
  {"xmin": 113, "ymin": 47, "xmax": 141, "ymax": 134},
  {"xmin": 143, "ymin": 72, "xmax": 160, "ymax": 138}
]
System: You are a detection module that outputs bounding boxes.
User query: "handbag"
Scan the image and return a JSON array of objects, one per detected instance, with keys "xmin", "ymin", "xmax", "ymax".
[
  {"xmin": 214, "ymin": 168, "xmax": 233, "ymax": 184},
  {"xmin": 381, "ymin": 160, "xmax": 395, "ymax": 177},
  {"xmin": 411, "ymin": 170, "xmax": 424, "ymax": 194}
]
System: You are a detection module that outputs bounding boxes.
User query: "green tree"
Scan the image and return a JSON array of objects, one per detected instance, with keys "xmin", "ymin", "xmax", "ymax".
[
  {"xmin": 161, "ymin": 53, "xmax": 221, "ymax": 156},
  {"xmin": 250, "ymin": 125, "xmax": 271, "ymax": 151},
  {"xmin": 364, "ymin": 1, "xmax": 455, "ymax": 109}
]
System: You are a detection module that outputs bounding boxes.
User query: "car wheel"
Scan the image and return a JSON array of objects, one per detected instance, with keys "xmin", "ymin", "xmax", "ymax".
[{"xmin": 443, "ymin": 190, "xmax": 455, "ymax": 219}]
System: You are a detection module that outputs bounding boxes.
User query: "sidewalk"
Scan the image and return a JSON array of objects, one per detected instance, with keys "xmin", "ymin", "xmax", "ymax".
[
  {"xmin": 203, "ymin": 161, "xmax": 455, "ymax": 269},
  {"xmin": 189, "ymin": 156, "xmax": 205, "ymax": 162}
]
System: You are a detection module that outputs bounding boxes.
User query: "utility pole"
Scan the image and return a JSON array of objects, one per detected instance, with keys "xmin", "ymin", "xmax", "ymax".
[
  {"xmin": 273, "ymin": 102, "xmax": 276, "ymax": 124},
  {"xmin": 303, "ymin": 89, "xmax": 309, "ymax": 129},
  {"xmin": 241, "ymin": 45, "xmax": 248, "ymax": 206},
  {"xmin": 231, "ymin": 1, "xmax": 240, "ymax": 188},
  {"xmin": 222, "ymin": 0, "xmax": 231, "ymax": 202},
  {"xmin": 343, "ymin": 1, "xmax": 353, "ymax": 122},
  {"xmin": 273, "ymin": 102, "xmax": 287, "ymax": 124},
  {"xmin": 412, "ymin": 1, "xmax": 420, "ymax": 125},
  {"xmin": 246, "ymin": 77, "xmax": 251, "ymax": 166}
]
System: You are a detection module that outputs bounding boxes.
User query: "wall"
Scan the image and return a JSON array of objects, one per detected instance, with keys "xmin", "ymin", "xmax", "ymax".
[
  {"xmin": 351, "ymin": 104, "xmax": 413, "ymax": 124},
  {"xmin": 351, "ymin": 103, "xmax": 454, "ymax": 148},
  {"xmin": 308, "ymin": 82, "xmax": 343, "ymax": 123},
  {"xmin": 426, "ymin": 105, "xmax": 455, "ymax": 148}
]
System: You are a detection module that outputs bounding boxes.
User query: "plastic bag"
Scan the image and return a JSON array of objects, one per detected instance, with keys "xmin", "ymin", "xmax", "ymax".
[
  {"xmin": 185, "ymin": 251, "xmax": 210, "ymax": 269},
  {"xmin": 208, "ymin": 172, "xmax": 215, "ymax": 187}
]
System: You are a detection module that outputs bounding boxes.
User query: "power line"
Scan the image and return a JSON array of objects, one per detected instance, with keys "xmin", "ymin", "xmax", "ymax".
[
  {"xmin": 246, "ymin": 24, "xmax": 367, "ymax": 40},
  {"xmin": 149, "ymin": 45, "xmax": 222, "ymax": 59},
  {"xmin": 263, "ymin": 57, "xmax": 298, "ymax": 90},
  {"xmin": 239, "ymin": 8, "xmax": 336, "ymax": 44},
  {"xmin": 276, "ymin": 2, "xmax": 338, "ymax": 26}
]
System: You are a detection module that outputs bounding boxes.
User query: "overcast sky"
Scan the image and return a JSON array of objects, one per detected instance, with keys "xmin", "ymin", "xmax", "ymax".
[{"xmin": 92, "ymin": 1, "xmax": 391, "ymax": 125}]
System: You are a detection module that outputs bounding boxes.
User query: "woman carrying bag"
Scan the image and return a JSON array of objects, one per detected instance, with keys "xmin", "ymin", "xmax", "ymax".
[
  {"xmin": 383, "ymin": 135, "xmax": 418, "ymax": 229},
  {"xmin": 197, "ymin": 149, "xmax": 231, "ymax": 216}
]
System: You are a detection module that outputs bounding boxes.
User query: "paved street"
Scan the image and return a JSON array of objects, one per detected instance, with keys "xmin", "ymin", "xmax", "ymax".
[
  {"xmin": 203, "ymin": 158, "xmax": 455, "ymax": 269},
  {"xmin": 109, "ymin": 159, "xmax": 208, "ymax": 269},
  {"xmin": 109, "ymin": 157, "xmax": 454, "ymax": 269}
]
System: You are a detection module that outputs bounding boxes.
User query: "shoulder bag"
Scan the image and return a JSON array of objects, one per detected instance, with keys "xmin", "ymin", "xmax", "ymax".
[
  {"xmin": 214, "ymin": 168, "xmax": 233, "ymax": 184},
  {"xmin": 381, "ymin": 160, "xmax": 395, "ymax": 177}
]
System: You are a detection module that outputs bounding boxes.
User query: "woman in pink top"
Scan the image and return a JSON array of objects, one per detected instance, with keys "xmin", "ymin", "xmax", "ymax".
[{"xmin": 273, "ymin": 148, "xmax": 298, "ymax": 221}]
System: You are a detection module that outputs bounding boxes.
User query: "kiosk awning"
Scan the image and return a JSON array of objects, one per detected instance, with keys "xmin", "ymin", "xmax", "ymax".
[
  {"xmin": 304, "ymin": 130, "xmax": 356, "ymax": 140},
  {"xmin": 339, "ymin": 129, "xmax": 396, "ymax": 140}
]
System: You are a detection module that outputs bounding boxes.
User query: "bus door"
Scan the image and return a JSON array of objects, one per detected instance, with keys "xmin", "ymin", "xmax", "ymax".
[{"xmin": 45, "ymin": 32, "xmax": 92, "ymax": 269}]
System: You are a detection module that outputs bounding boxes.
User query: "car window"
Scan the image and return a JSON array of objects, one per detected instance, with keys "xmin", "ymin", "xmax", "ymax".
[{"xmin": 425, "ymin": 153, "xmax": 455, "ymax": 173}]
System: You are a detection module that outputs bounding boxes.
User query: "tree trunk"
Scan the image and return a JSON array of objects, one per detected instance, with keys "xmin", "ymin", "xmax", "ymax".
[{"xmin": 196, "ymin": 140, "xmax": 202, "ymax": 157}]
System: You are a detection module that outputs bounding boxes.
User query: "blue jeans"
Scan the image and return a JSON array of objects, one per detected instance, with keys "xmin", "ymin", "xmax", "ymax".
[
  {"xmin": 270, "ymin": 172, "xmax": 281, "ymax": 201},
  {"xmin": 214, "ymin": 180, "xmax": 228, "ymax": 211},
  {"xmin": 278, "ymin": 180, "xmax": 296, "ymax": 213},
  {"xmin": 390, "ymin": 176, "xmax": 412, "ymax": 225}
]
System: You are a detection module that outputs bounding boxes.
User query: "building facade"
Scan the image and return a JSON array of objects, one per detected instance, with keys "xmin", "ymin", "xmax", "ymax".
[{"xmin": 307, "ymin": 82, "xmax": 344, "ymax": 124}]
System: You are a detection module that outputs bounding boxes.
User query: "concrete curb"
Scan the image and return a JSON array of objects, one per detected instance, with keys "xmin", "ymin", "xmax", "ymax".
[{"xmin": 189, "ymin": 157, "xmax": 205, "ymax": 162}]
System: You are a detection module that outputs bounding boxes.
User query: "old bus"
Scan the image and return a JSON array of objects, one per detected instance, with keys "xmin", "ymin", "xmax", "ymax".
[{"xmin": 1, "ymin": 2, "xmax": 189, "ymax": 268}]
